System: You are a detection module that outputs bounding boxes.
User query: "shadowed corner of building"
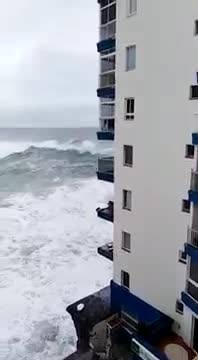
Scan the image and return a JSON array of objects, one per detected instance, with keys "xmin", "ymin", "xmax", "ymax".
[{"xmin": 64, "ymin": 286, "xmax": 112, "ymax": 360}]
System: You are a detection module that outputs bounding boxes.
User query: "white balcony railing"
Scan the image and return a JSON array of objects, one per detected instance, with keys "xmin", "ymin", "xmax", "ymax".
[{"xmin": 188, "ymin": 227, "xmax": 198, "ymax": 248}]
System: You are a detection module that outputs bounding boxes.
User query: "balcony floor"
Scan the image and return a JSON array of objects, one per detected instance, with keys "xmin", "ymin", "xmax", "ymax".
[
  {"xmin": 98, "ymin": 242, "xmax": 113, "ymax": 261},
  {"xmin": 157, "ymin": 333, "xmax": 196, "ymax": 360}
]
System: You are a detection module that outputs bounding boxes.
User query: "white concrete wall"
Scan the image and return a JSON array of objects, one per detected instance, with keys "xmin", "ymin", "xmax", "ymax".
[{"xmin": 113, "ymin": 0, "xmax": 198, "ymax": 346}]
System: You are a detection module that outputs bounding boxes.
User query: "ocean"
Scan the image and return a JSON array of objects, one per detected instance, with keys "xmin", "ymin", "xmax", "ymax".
[{"xmin": 0, "ymin": 128, "xmax": 113, "ymax": 360}]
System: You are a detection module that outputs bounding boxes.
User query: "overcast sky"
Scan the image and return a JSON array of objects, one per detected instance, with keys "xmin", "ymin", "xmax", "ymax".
[{"xmin": 0, "ymin": 0, "xmax": 98, "ymax": 127}]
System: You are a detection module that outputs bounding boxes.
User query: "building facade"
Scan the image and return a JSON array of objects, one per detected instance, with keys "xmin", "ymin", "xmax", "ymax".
[{"xmin": 66, "ymin": 1, "xmax": 198, "ymax": 359}]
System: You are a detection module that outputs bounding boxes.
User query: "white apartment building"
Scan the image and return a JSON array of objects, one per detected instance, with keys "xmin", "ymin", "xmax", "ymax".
[{"xmin": 66, "ymin": 1, "xmax": 198, "ymax": 359}]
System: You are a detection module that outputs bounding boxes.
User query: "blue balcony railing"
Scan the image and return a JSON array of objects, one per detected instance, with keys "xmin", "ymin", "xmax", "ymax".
[
  {"xmin": 97, "ymin": 130, "xmax": 114, "ymax": 140},
  {"xmin": 97, "ymin": 38, "xmax": 116, "ymax": 53},
  {"xmin": 97, "ymin": 86, "xmax": 115, "ymax": 99}
]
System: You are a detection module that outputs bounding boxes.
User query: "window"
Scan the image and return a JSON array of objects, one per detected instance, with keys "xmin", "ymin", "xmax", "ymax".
[
  {"xmin": 125, "ymin": 98, "xmax": 135, "ymax": 120},
  {"xmin": 126, "ymin": 45, "xmax": 136, "ymax": 71},
  {"xmin": 121, "ymin": 270, "xmax": 130, "ymax": 289},
  {"xmin": 178, "ymin": 250, "xmax": 187, "ymax": 264},
  {"xmin": 185, "ymin": 145, "xmax": 195, "ymax": 159},
  {"xmin": 127, "ymin": 0, "xmax": 137, "ymax": 16},
  {"xmin": 124, "ymin": 145, "xmax": 133, "ymax": 167},
  {"xmin": 122, "ymin": 231, "xmax": 131, "ymax": 252},
  {"xmin": 182, "ymin": 199, "xmax": 191, "ymax": 214},
  {"xmin": 195, "ymin": 20, "xmax": 198, "ymax": 35},
  {"xmin": 123, "ymin": 190, "xmax": 132, "ymax": 211},
  {"xmin": 176, "ymin": 300, "xmax": 184, "ymax": 315}
]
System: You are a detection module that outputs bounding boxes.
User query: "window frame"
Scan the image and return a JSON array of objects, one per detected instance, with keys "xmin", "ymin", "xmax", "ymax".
[
  {"xmin": 185, "ymin": 144, "xmax": 195, "ymax": 159},
  {"xmin": 121, "ymin": 270, "xmax": 130, "ymax": 289},
  {"xmin": 123, "ymin": 145, "xmax": 133, "ymax": 167},
  {"xmin": 125, "ymin": 98, "xmax": 135, "ymax": 121},
  {"xmin": 178, "ymin": 250, "xmax": 187, "ymax": 265},
  {"xmin": 127, "ymin": 0, "xmax": 137, "ymax": 17},
  {"xmin": 123, "ymin": 189, "xmax": 132, "ymax": 211},
  {"xmin": 122, "ymin": 231, "xmax": 131, "ymax": 253},
  {"xmin": 195, "ymin": 20, "xmax": 198, "ymax": 35},
  {"xmin": 175, "ymin": 299, "xmax": 184, "ymax": 315},
  {"xmin": 126, "ymin": 45, "xmax": 136, "ymax": 72},
  {"xmin": 182, "ymin": 199, "xmax": 191, "ymax": 214}
]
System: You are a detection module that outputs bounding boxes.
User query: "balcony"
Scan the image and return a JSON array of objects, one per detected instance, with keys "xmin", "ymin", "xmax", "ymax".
[
  {"xmin": 97, "ymin": 86, "xmax": 115, "ymax": 98},
  {"xmin": 97, "ymin": 38, "xmax": 115, "ymax": 53},
  {"xmin": 98, "ymin": 242, "xmax": 113, "ymax": 261},
  {"xmin": 101, "ymin": 55, "xmax": 115, "ymax": 73},
  {"xmin": 100, "ymin": 19, "xmax": 116, "ymax": 42},
  {"xmin": 97, "ymin": 72, "xmax": 115, "ymax": 99},
  {"xmin": 97, "ymin": 128, "xmax": 114, "ymax": 140},
  {"xmin": 188, "ymin": 228, "xmax": 198, "ymax": 249},
  {"xmin": 96, "ymin": 201, "xmax": 114, "ymax": 222},
  {"xmin": 190, "ymin": 85, "xmax": 198, "ymax": 100},
  {"xmin": 192, "ymin": 133, "xmax": 198, "ymax": 145},
  {"xmin": 188, "ymin": 170, "xmax": 198, "ymax": 204},
  {"xmin": 182, "ymin": 286, "xmax": 198, "ymax": 315},
  {"xmin": 97, "ymin": 156, "xmax": 114, "ymax": 182}
]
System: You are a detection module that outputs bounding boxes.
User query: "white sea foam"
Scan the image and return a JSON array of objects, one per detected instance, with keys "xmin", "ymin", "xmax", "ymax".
[
  {"xmin": 0, "ymin": 139, "xmax": 112, "ymax": 159},
  {"xmin": 0, "ymin": 178, "xmax": 113, "ymax": 359}
]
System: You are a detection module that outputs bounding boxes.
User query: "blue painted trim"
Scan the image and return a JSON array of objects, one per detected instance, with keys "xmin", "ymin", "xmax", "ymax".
[
  {"xmin": 97, "ymin": 38, "xmax": 116, "ymax": 53},
  {"xmin": 97, "ymin": 131, "xmax": 114, "ymax": 141},
  {"xmin": 110, "ymin": 281, "xmax": 172, "ymax": 327},
  {"xmin": 188, "ymin": 190, "xmax": 198, "ymax": 204},
  {"xmin": 97, "ymin": 171, "xmax": 114, "ymax": 183},
  {"xmin": 133, "ymin": 336, "xmax": 169, "ymax": 360},
  {"xmin": 186, "ymin": 244, "xmax": 198, "ymax": 262},
  {"xmin": 192, "ymin": 133, "xmax": 198, "ymax": 145},
  {"xmin": 97, "ymin": 87, "xmax": 115, "ymax": 98},
  {"xmin": 182, "ymin": 291, "xmax": 198, "ymax": 315}
]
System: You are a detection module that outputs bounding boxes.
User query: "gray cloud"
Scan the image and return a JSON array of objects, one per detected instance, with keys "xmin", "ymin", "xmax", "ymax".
[{"xmin": 0, "ymin": 0, "xmax": 99, "ymax": 126}]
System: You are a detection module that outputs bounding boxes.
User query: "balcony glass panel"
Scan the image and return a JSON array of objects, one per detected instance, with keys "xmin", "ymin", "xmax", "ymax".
[
  {"xmin": 100, "ymin": 103, "xmax": 115, "ymax": 118},
  {"xmin": 101, "ymin": 4, "xmax": 116, "ymax": 25},
  {"xmin": 101, "ymin": 55, "xmax": 115, "ymax": 73},
  {"xmin": 188, "ymin": 228, "xmax": 198, "ymax": 248},
  {"xmin": 191, "ymin": 171, "xmax": 198, "ymax": 192},
  {"xmin": 190, "ymin": 261, "xmax": 198, "ymax": 284},
  {"xmin": 100, "ymin": 72, "xmax": 115, "ymax": 88},
  {"xmin": 100, "ymin": 21, "xmax": 116, "ymax": 41},
  {"xmin": 187, "ymin": 281, "xmax": 198, "ymax": 302}
]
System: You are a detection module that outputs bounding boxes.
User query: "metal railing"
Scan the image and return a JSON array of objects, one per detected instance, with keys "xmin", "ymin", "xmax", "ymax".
[
  {"xmin": 98, "ymin": 157, "xmax": 114, "ymax": 174},
  {"xmin": 190, "ymin": 170, "xmax": 198, "ymax": 192},
  {"xmin": 188, "ymin": 227, "xmax": 198, "ymax": 248}
]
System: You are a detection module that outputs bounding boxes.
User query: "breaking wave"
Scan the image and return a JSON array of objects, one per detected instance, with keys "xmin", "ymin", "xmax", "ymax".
[{"xmin": 0, "ymin": 139, "xmax": 112, "ymax": 159}]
